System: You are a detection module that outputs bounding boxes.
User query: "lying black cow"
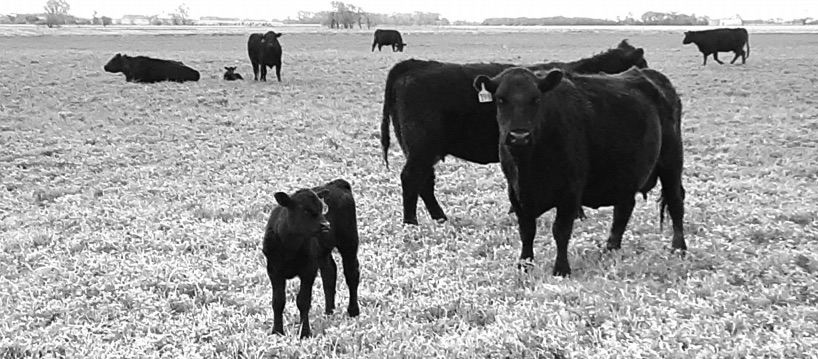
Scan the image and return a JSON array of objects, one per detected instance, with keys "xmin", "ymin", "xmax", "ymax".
[
  {"xmin": 473, "ymin": 66, "xmax": 687, "ymax": 276},
  {"xmin": 380, "ymin": 40, "xmax": 648, "ymax": 225},
  {"xmin": 683, "ymin": 28, "xmax": 750, "ymax": 65},
  {"xmin": 103, "ymin": 53, "xmax": 200, "ymax": 83},
  {"xmin": 372, "ymin": 29, "xmax": 406, "ymax": 52},
  {"xmin": 263, "ymin": 179, "xmax": 361, "ymax": 338},
  {"xmin": 223, "ymin": 66, "xmax": 243, "ymax": 81},
  {"xmin": 248, "ymin": 31, "xmax": 283, "ymax": 81}
]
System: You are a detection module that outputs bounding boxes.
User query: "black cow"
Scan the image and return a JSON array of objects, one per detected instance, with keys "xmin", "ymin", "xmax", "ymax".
[
  {"xmin": 103, "ymin": 53, "xmax": 200, "ymax": 83},
  {"xmin": 248, "ymin": 31, "xmax": 283, "ymax": 82},
  {"xmin": 683, "ymin": 28, "xmax": 750, "ymax": 65},
  {"xmin": 380, "ymin": 40, "xmax": 648, "ymax": 225},
  {"xmin": 472, "ymin": 66, "xmax": 686, "ymax": 276},
  {"xmin": 372, "ymin": 29, "xmax": 406, "ymax": 52},
  {"xmin": 262, "ymin": 179, "xmax": 361, "ymax": 338},
  {"xmin": 223, "ymin": 66, "xmax": 243, "ymax": 81}
]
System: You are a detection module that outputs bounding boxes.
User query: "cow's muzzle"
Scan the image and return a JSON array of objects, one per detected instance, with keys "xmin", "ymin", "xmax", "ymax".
[{"xmin": 506, "ymin": 130, "xmax": 531, "ymax": 147}]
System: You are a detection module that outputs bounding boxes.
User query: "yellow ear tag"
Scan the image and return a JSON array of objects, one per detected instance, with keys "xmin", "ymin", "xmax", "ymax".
[
  {"xmin": 321, "ymin": 199, "xmax": 328, "ymax": 215},
  {"xmin": 478, "ymin": 83, "xmax": 493, "ymax": 103}
]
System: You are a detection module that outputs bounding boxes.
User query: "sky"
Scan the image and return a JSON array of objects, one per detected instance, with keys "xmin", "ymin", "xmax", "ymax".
[{"xmin": 1, "ymin": 0, "xmax": 816, "ymax": 22}]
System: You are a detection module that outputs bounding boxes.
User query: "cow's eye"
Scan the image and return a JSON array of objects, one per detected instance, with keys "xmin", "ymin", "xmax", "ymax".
[
  {"xmin": 530, "ymin": 97, "xmax": 540, "ymax": 105},
  {"xmin": 496, "ymin": 97, "xmax": 506, "ymax": 104}
]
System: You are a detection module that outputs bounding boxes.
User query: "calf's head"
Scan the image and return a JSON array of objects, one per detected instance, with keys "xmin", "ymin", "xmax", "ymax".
[
  {"xmin": 274, "ymin": 188, "xmax": 330, "ymax": 235},
  {"xmin": 473, "ymin": 68, "xmax": 564, "ymax": 150},
  {"xmin": 224, "ymin": 66, "xmax": 236, "ymax": 74}
]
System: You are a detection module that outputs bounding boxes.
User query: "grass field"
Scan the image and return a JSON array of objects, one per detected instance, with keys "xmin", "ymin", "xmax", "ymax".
[{"xmin": 1, "ymin": 27, "xmax": 817, "ymax": 358}]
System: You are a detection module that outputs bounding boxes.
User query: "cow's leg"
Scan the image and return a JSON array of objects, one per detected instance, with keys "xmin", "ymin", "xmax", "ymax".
[
  {"xmin": 378, "ymin": 44, "xmax": 383, "ymax": 52},
  {"xmin": 275, "ymin": 63, "xmax": 282, "ymax": 82},
  {"xmin": 260, "ymin": 64, "xmax": 267, "ymax": 82},
  {"xmin": 372, "ymin": 42, "xmax": 376, "ymax": 52},
  {"xmin": 400, "ymin": 160, "xmax": 435, "ymax": 225},
  {"xmin": 713, "ymin": 52, "xmax": 724, "ymax": 64},
  {"xmin": 419, "ymin": 172, "xmax": 447, "ymax": 222},
  {"xmin": 269, "ymin": 274, "xmax": 286, "ymax": 335},
  {"xmin": 338, "ymin": 244, "xmax": 360, "ymax": 317},
  {"xmin": 657, "ymin": 135, "xmax": 687, "ymax": 251},
  {"xmin": 702, "ymin": 54, "xmax": 708, "ymax": 66},
  {"xmin": 252, "ymin": 61, "xmax": 259, "ymax": 81},
  {"xmin": 318, "ymin": 255, "xmax": 337, "ymax": 315},
  {"xmin": 296, "ymin": 273, "xmax": 316, "ymax": 338},
  {"xmin": 730, "ymin": 50, "xmax": 742, "ymax": 64},
  {"xmin": 552, "ymin": 205, "xmax": 577, "ymax": 276},
  {"xmin": 605, "ymin": 197, "xmax": 636, "ymax": 250},
  {"xmin": 517, "ymin": 212, "xmax": 537, "ymax": 268}
]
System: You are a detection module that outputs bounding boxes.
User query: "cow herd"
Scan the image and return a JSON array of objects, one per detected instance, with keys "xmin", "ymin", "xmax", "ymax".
[{"xmin": 100, "ymin": 27, "xmax": 752, "ymax": 337}]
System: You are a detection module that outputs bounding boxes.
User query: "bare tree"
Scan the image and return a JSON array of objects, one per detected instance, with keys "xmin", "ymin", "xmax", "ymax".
[
  {"xmin": 171, "ymin": 3, "xmax": 190, "ymax": 25},
  {"xmin": 44, "ymin": 0, "xmax": 70, "ymax": 28}
]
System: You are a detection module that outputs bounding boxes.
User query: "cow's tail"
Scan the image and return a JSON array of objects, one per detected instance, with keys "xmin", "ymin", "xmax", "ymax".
[
  {"xmin": 381, "ymin": 59, "xmax": 417, "ymax": 169},
  {"xmin": 745, "ymin": 33, "xmax": 751, "ymax": 59}
]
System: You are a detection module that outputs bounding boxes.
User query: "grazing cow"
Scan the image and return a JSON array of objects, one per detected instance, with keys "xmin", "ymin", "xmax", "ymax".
[
  {"xmin": 472, "ymin": 66, "xmax": 686, "ymax": 276},
  {"xmin": 262, "ymin": 179, "xmax": 361, "ymax": 338},
  {"xmin": 103, "ymin": 53, "xmax": 200, "ymax": 83},
  {"xmin": 380, "ymin": 40, "xmax": 648, "ymax": 225},
  {"xmin": 223, "ymin": 66, "xmax": 243, "ymax": 81},
  {"xmin": 248, "ymin": 31, "xmax": 283, "ymax": 82},
  {"xmin": 372, "ymin": 29, "xmax": 406, "ymax": 52},
  {"xmin": 683, "ymin": 28, "xmax": 750, "ymax": 65}
]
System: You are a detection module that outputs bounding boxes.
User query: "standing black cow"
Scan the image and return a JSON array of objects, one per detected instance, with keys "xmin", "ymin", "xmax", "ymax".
[
  {"xmin": 472, "ymin": 66, "xmax": 686, "ymax": 276},
  {"xmin": 103, "ymin": 53, "xmax": 200, "ymax": 83},
  {"xmin": 223, "ymin": 66, "xmax": 243, "ymax": 81},
  {"xmin": 263, "ymin": 179, "xmax": 361, "ymax": 338},
  {"xmin": 248, "ymin": 31, "xmax": 283, "ymax": 82},
  {"xmin": 683, "ymin": 28, "xmax": 750, "ymax": 65},
  {"xmin": 380, "ymin": 40, "xmax": 648, "ymax": 225},
  {"xmin": 372, "ymin": 29, "xmax": 406, "ymax": 52}
]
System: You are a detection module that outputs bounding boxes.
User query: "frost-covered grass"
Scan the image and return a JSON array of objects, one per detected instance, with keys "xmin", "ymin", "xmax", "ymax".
[{"xmin": 1, "ymin": 30, "xmax": 816, "ymax": 358}]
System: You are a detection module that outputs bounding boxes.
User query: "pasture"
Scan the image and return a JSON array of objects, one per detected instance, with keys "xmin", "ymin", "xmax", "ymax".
[{"xmin": 1, "ymin": 27, "xmax": 817, "ymax": 358}]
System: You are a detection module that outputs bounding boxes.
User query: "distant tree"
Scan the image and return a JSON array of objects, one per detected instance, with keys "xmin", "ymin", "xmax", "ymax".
[
  {"xmin": 92, "ymin": 10, "xmax": 98, "ymax": 24},
  {"xmin": 101, "ymin": 16, "xmax": 112, "ymax": 26},
  {"xmin": 171, "ymin": 3, "xmax": 190, "ymax": 25},
  {"xmin": 44, "ymin": 0, "xmax": 71, "ymax": 28}
]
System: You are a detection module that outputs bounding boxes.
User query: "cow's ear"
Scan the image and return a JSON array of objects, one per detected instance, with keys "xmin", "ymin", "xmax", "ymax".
[
  {"xmin": 315, "ymin": 188, "xmax": 330, "ymax": 199},
  {"xmin": 629, "ymin": 48, "xmax": 645, "ymax": 59},
  {"xmin": 537, "ymin": 70, "xmax": 563, "ymax": 93},
  {"xmin": 274, "ymin": 192, "xmax": 292, "ymax": 208},
  {"xmin": 276, "ymin": 33, "xmax": 283, "ymax": 38},
  {"xmin": 473, "ymin": 75, "xmax": 497, "ymax": 93}
]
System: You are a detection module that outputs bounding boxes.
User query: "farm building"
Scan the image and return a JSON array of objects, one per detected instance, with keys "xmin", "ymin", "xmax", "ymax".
[{"xmin": 118, "ymin": 15, "xmax": 151, "ymax": 25}]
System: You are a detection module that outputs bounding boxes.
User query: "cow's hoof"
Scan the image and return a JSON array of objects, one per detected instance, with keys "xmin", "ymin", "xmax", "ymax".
[
  {"xmin": 348, "ymin": 304, "xmax": 360, "ymax": 317},
  {"xmin": 605, "ymin": 241, "xmax": 621, "ymax": 251},
  {"xmin": 434, "ymin": 216, "xmax": 447, "ymax": 224},
  {"xmin": 517, "ymin": 260, "xmax": 534, "ymax": 273},
  {"xmin": 403, "ymin": 218, "xmax": 419, "ymax": 225},
  {"xmin": 552, "ymin": 262, "xmax": 571, "ymax": 277}
]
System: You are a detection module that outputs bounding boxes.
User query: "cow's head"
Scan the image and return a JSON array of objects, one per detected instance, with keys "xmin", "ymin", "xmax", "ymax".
[
  {"xmin": 397, "ymin": 42, "xmax": 407, "ymax": 51},
  {"xmin": 682, "ymin": 31, "xmax": 693, "ymax": 44},
  {"xmin": 262, "ymin": 31, "xmax": 283, "ymax": 46},
  {"xmin": 103, "ymin": 53, "xmax": 124, "ymax": 73},
  {"xmin": 473, "ymin": 68, "xmax": 563, "ymax": 151},
  {"xmin": 274, "ymin": 188, "xmax": 331, "ymax": 236}
]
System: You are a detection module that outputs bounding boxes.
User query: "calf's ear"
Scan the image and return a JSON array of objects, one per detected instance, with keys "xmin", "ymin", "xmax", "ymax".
[
  {"xmin": 274, "ymin": 192, "xmax": 292, "ymax": 207},
  {"xmin": 276, "ymin": 33, "xmax": 283, "ymax": 38},
  {"xmin": 537, "ymin": 70, "xmax": 563, "ymax": 93},
  {"xmin": 473, "ymin": 75, "xmax": 497, "ymax": 93}
]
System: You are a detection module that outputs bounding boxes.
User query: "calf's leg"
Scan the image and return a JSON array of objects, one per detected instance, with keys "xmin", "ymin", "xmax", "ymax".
[
  {"xmin": 270, "ymin": 275, "xmax": 286, "ymax": 335},
  {"xmin": 296, "ymin": 273, "xmax": 316, "ymax": 338},
  {"xmin": 339, "ymin": 246, "xmax": 361, "ymax": 317},
  {"xmin": 552, "ymin": 205, "xmax": 577, "ymax": 276},
  {"xmin": 318, "ymin": 255, "xmax": 337, "ymax": 315}
]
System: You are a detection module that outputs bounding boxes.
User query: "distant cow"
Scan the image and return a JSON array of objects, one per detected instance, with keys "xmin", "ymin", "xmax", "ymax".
[
  {"xmin": 683, "ymin": 28, "xmax": 750, "ymax": 65},
  {"xmin": 248, "ymin": 31, "xmax": 283, "ymax": 81},
  {"xmin": 380, "ymin": 40, "xmax": 648, "ymax": 225},
  {"xmin": 372, "ymin": 29, "xmax": 406, "ymax": 52},
  {"xmin": 472, "ymin": 66, "xmax": 686, "ymax": 276},
  {"xmin": 263, "ymin": 179, "xmax": 361, "ymax": 338},
  {"xmin": 103, "ymin": 53, "xmax": 200, "ymax": 83},
  {"xmin": 223, "ymin": 66, "xmax": 243, "ymax": 81}
]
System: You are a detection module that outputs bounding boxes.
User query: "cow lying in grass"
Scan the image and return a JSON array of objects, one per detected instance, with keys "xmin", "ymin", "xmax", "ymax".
[
  {"xmin": 262, "ymin": 179, "xmax": 361, "ymax": 338},
  {"xmin": 223, "ymin": 66, "xmax": 243, "ymax": 81},
  {"xmin": 103, "ymin": 53, "xmax": 200, "ymax": 83}
]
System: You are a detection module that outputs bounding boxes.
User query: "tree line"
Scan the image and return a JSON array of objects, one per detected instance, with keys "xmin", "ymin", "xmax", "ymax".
[
  {"xmin": 289, "ymin": 1, "xmax": 449, "ymax": 28},
  {"xmin": 482, "ymin": 12, "xmax": 709, "ymax": 26}
]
